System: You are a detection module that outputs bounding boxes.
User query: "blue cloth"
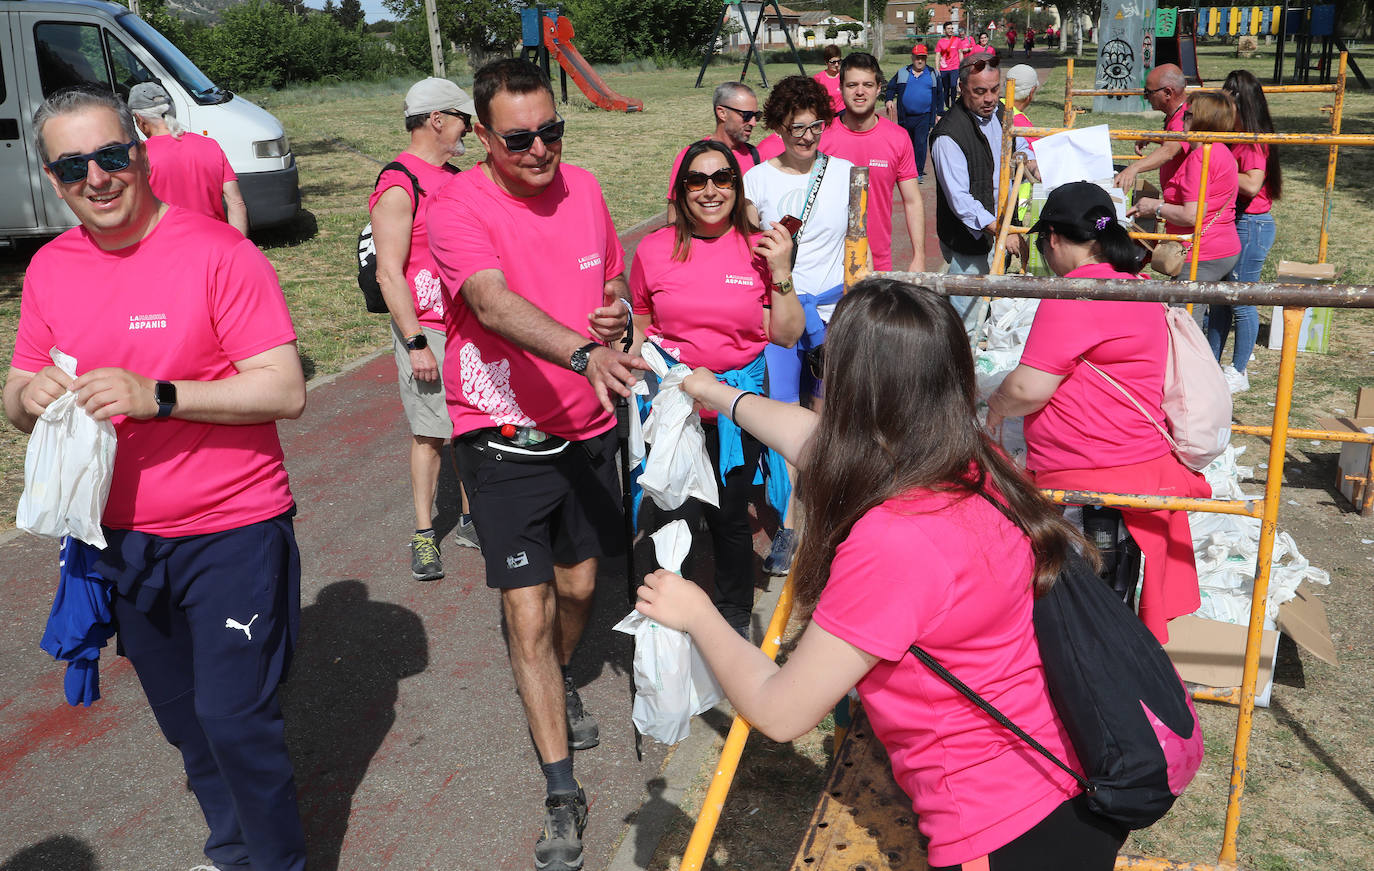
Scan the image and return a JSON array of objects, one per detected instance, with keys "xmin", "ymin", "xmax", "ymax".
[
  {"xmin": 40, "ymin": 537, "xmax": 115, "ymax": 707},
  {"xmin": 716, "ymin": 354, "xmax": 767, "ymax": 484},
  {"xmin": 799, "ymin": 284, "xmax": 845, "ymax": 351}
]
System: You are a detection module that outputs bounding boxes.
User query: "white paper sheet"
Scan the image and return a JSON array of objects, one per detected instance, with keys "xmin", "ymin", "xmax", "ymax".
[{"xmin": 1031, "ymin": 124, "xmax": 1115, "ymax": 189}]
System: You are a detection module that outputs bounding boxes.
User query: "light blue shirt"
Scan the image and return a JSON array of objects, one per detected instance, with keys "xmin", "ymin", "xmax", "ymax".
[{"xmin": 931, "ymin": 111, "xmax": 1032, "ymax": 240}]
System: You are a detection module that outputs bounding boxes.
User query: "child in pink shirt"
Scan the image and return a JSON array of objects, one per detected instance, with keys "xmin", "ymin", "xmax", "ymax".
[{"xmin": 638, "ymin": 278, "xmax": 1126, "ymax": 871}]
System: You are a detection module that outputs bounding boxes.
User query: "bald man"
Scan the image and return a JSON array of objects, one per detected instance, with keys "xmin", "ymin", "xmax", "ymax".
[{"xmin": 1114, "ymin": 64, "xmax": 1189, "ymax": 193}]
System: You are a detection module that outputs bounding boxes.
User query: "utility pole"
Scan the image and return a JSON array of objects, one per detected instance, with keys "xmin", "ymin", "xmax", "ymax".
[
  {"xmin": 129, "ymin": 0, "xmax": 141, "ymax": 15},
  {"xmin": 425, "ymin": 0, "xmax": 445, "ymax": 78}
]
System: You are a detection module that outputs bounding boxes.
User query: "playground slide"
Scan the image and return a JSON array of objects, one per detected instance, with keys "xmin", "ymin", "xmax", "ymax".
[{"xmin": 543, "ymin": 18, "xmax": 644, "ymax": 113}]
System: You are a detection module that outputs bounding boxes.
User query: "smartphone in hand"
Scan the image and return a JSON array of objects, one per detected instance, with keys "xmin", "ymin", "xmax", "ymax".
[{"xmin": 777, "ymin": 214, "xmax": 803, "ymax": 236}]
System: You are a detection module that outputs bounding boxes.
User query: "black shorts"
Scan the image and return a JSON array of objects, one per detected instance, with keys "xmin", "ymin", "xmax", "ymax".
[{"xmin": 455, "ymin": 428, "xmax": 624, "ymax": 589}]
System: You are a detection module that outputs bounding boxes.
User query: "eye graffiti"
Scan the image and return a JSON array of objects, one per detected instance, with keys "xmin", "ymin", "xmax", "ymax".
[{"xmin": 1099, "ymin": 37, "xmax": 1135, "ymax": 98}]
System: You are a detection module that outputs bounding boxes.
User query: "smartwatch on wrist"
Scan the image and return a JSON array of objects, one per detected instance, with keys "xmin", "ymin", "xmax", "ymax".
[
  {"xmin": 570, "ymin": 342, "xmax": 600, "ymax": 375},
  {"xmin": 404, "ymin": 332, "xmax": 428, "ymax": 351},
  {"xmin": 154, "ymin": 380, "xmax": 177, "ymax": 418}
]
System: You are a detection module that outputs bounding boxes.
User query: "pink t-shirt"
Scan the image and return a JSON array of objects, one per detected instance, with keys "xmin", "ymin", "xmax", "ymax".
[
  {"xmin": 1163, "ymin": 143, "xmax": 1241, "ymax": 262},
  {"xmin": 1019, "ymin": 263, "xmax": 1173, "ymax": 473},
  {"xmin": 142, "ymin": 132, "xmax": 236, "ymax": 221},
  {"xmin": 754, "ymin": 134, "xmax": 785, "ymax": 162},
  {"xmin": 936, "ymin": 36, "xmax": 970, "ymax": 71},
  {"xmin": 969, "ymin": 42, "xmax": 996, "ymax": 56},
  {"xmin": 629, "ymin": 226, "xmax": 768, "ymax": 373},
  {"xmin": 11, "ymin": 207, "xmax": 296, "ymax": 536},
  {"xmin": 427, "ymin": 163, "xmax": 625, "ymax": 441},
  {"xmin": 1232, "ymin": 143, "xmax": 1272, "ymax": 214},
  {"xmin": 666, "ymin": 138, "xmax": 764, "ymax": 200},
  {"xmin": 811, "ymin": 487, "xmax": 1082, "ymax": 866},
  {"xmin": 1158, "ymin": 104, "xmax": 1191, "ymax": 190},
  {"xmin": 367, "ymin": 151, "xmax": 461, "ymax": 331},
  {"xmin": 819, "ymin": 117, "xmax": 919, "ymax": 270},
  {"xmin": 813, "ymin": 70, "xmax": 845, "ymax": 115}
]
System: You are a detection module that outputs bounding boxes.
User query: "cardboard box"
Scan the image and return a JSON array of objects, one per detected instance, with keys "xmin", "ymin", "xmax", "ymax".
[
  {"xmin": 1315, "ymin": 386, "xmax": 1374, "ymax": 514},
  {"xmin": 1163, "ymin": 581, "xmax": 1336, "ymax": 707}
]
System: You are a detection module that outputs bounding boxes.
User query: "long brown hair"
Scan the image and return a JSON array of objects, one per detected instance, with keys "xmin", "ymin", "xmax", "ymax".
[
  {"xmin": 669, "ymin": 140, "xmax": 756, "ymax": 261},
  {"xmin": 791, "ymin": 278, "xmax": 1090, "ymax": 613}
]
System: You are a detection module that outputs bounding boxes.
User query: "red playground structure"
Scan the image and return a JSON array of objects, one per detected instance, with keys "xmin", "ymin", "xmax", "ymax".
[{"xmin": 522, "ymin": 7, "xmax": 644, "ymax": 113}]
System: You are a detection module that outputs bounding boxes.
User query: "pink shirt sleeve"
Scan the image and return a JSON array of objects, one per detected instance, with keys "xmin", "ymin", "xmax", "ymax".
[
  {"xmin": 1020, "ymin": 299, "xmax": 1098, "ymax": 375},
  {"xmin": 428, "ymin": 193, "xmax": 498, "ymax": 298},
  {"xmin": 629, "ymin": 246, "xmax": 653, "ymax": 315},
  {"xmin": 209, "ymin": 238, "xmax": 297, "ymax": 360}
]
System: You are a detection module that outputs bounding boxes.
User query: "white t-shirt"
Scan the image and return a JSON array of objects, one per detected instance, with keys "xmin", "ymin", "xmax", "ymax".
[{"xmin": 744, "ymin": 153, "xmax": 853, "ymax": 322}]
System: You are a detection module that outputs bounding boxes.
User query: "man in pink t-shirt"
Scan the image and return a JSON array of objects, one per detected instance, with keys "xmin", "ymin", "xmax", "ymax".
[
  {"xmin": 819, "ymin": 52, "xmax": 926, "ymax": 272},
  {"xmin": 127, "ymin": 82, "xmax": 247, "ymax": 235},
  {"xmin": 1114, "ymin": 64, "xmax": 1190, "ymax": 194},
  {"xmin": 5, "ymin": 90, "xmax": 307, "ymax": 870},
  {"xmin": 665, "ymin": 82, "xmax": 763, "ymax": 217},
  {"xmin": 935, "ymin": 23, "xmax": 972, "ymax": 112},
  {"xmin": 426, "ymin": 59, "xmax": 645, "ymax": 871},
  {"xmin": 368, "ymin": 77, "xmax": 478, "ymax": 581}
]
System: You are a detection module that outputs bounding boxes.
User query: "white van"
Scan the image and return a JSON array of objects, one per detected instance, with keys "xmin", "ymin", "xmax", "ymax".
[{"xmin": 0, "ymin": 0, "xmax": 300, "ymax": 242}]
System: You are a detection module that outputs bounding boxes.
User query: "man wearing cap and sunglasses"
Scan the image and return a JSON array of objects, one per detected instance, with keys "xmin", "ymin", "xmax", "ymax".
[
  {"xmin": 930, "ymin": 53, "xmax": 1037, "ymax": 316},
  {"xmin": 664, "ymin": 81, "xmax": 777, "ymax": 222},
  {"xmin": 369, "ymin": 77, "xmax": 481, "ymax": 584},
  {"xmin": 6, "ymin": 88, "xmax": 308, "ymax": 870},
  {"xmin": 427, "ymin": 58, "xmax": 646, "ymax": 871}
]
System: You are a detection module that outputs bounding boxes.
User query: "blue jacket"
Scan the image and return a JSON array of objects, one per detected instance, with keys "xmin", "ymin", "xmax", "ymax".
[{"xmin": 886, "ymin": 65, "xmax": 939, "ymax": 127}]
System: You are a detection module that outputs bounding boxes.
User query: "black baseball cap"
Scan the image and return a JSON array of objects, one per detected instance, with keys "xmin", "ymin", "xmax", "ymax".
[{"xmin": 1028, "ymin": 181, "xmax": 1117, "ymax": 235}]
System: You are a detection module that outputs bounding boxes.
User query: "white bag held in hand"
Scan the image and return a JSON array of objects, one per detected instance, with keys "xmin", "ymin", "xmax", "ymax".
[
  {"xmin": 16, "ymin": 349, "xmax": 117, "ymax": 549},
  {"xmin": 613, "ymin": 520, "xmax": 725, "ymax": 744},
  {"xmin": 637, "ymin": 343, "xmax": 719, "ymax": 512}
]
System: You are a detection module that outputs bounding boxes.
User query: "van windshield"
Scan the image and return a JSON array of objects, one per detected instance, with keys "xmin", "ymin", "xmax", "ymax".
[{"xmin": 115, "ymin": 12, "xmax": 230, "ymax": 105}]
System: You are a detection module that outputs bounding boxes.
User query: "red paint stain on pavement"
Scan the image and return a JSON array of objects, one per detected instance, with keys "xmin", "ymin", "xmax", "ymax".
[{"xmin": 0, "ymin": 696, "xmax": 125, "ymax": 787}]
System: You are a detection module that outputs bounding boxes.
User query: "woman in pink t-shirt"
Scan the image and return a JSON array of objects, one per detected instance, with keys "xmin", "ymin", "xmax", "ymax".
[
  {"xmin": 988, "ymin": 183, "xmax": 1210, "ymax": 644},
  {"xmin": 1209, "ymin": 70, "xmax": 1283, "ymax": 393},
  {"xmin": 1129, "ymin": 92, "xmax": 1241, "ymax": 285},
  {"xmin": 630, "ymin": 140, "xmax": 804, "ymax": 635},
  {"xmin": 636, "ymin": 278, "xmax": 1126, "ymax": 870},
  {"xmin": 813, "ymin": 45, "xmax": 846, "ymax": 115}
]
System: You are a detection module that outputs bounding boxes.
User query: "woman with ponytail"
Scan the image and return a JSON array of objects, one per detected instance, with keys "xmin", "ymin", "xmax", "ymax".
[
  {"xmin": 127, "ymin": 82, "xmax": 248, "ymax": 235},
  {"xmin": 987, "ymin": 182, "xmax": 1210, "ymax": 645},
  {"xmin": 636, "ymin": 277, "xmax": 1126, "ymax": 871}
]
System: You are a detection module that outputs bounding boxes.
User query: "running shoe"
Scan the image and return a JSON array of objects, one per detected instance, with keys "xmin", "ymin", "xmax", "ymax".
[
  {"xmin": 763, "ymin": 527, "xmax": 797, "ymax": 576},
  {"xmin": 534, "ymin": 785, "xmax": 588, "ymax": 871},
  {"xmin": 1223, "ymin": 365, "xmax": 1250, "ymax": 394},
  {"xmin": 565, "ymin": 674, "xmax": 600, "ymax": 751},
  {"xmin": 452, "ymin": 516, "xmax": 481, "ymax": 550},
  {"xmin": 410, "ymin": 531, "xmax": 443, "ymax": 582}
]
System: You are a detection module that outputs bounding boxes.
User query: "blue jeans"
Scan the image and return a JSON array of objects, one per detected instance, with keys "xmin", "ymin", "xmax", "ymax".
[
  {"xmin": 901, "ymin": 115, "xmax": 933, "ymax": 176},
  {"xmin": 1209, "ymin": 212, "xmax": 1275, "ymax": 372},
  {"xmin": 940, "ymin": 69, "xmax": 959, "ymax": 111},
  {"xmin": 940, "ymin": 242, "xmax": 992, "ymax": 336}
]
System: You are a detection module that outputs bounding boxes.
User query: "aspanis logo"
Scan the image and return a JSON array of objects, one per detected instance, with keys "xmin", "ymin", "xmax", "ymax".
[
  {"xmin": 577, "ymin": 253, "xmax": 603, "ymax": 271},
  {"xmin": 870, "ymin": 159, "xmax": 890, "ymax": 169},
  {"xmin": 723, "ymin": 273, "xmax": 754, "ymax": 286},
  {"xmin": 129, "ymin": 313, "xmax": 168, "ymax": 330}
]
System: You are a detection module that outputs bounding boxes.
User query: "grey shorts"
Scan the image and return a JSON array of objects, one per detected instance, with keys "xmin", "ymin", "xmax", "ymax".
[{"xmin": 391, "ymin": 323, "xmax": 452, "ymax": 439}]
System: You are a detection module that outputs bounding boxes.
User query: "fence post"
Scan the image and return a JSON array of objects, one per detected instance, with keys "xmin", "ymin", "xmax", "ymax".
[{"xmin": 1318, "ymin": 52, "xmax": 1347, "ymax": 263}]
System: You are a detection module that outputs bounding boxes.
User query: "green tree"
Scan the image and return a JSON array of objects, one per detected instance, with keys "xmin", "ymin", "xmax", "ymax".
[
  {"xmin": 338, "ymin": 0, "xmax": 367, "ymax": 31},
  {"xmin": 382, "ymin": 0, "xmax": 522, "ymax": 57},
  {"xmin": 560, "ymin": 0, "xmax": 718, "ymax": 64}
]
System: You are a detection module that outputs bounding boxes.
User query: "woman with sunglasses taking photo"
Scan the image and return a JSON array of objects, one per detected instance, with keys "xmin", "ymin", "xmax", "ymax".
[
  {"xmin": 636, "ymin": 277, "xmax": 1126, "ymax": 871},
  {"xmin": 629, "ymin": 140, "xmax": 804, "ymax": 636},
  {"xmin": 988, "ymin": 182, "xmax": 1211, "ymax": 644},
  {"xmin": 743, "ymin": 74, "xmax": 854, "ymax": 576},
  {"xmin": 813, "ymin": 45, "xmax": 846, "ymax": 115}
]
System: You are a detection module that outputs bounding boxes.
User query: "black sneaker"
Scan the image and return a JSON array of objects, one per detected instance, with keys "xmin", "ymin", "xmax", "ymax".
[
  {"xmin": 452, "ymin": 516, "xmax": 481, "ymax": 550},
  {"xmin": 564, "ymin": 674, "xmax": 599, "ymax": 751},
  {"xmin": 763, "ymin": 527, "xmax": 796, "ymax": 576},
  {"xmin": 410, "ymin": 531, "xmax": 443, "ymax": 581},
  {"xmin": 534, "ymin": 786, "xmax": 588, "ymax": 871}
]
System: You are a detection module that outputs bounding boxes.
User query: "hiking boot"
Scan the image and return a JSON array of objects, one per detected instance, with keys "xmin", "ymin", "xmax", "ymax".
[
  {"xmin": 534, "ymin": 785, "xmax": 588, "ymax": 871},
  {"xmin": 452, "ymin": 516, "xmax": 481, "ymax": 550},
  {"xmin": 564, "ymin": 674, "xmax": 599, "ymax": 751},
  {"xmin": 763, "ymin": 527, "xmax": 797, "ymax": 576},
  {"xmin": 410, "ymin": 531, "xmax": 443, "ymax": 581}
]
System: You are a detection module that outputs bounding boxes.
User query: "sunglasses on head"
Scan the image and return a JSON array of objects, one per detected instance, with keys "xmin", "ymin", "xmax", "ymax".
[
  {"xmin": 494, "ymin": 117, "xmax": 565, "ymax": 153},
  {"xmin": 720, "ymin": 104, "xmax": 762, "ymax": 123},
  {"xmin": 683, "ymin": 168, "xmax": 736, "ymax": 192},
  {"xmin": 964, "ymin": 55, "xmax": 1001, "ymax": 74},
  {"xmin": 46, "ymin": 140, "xmax": 138, "ymax": 184}
]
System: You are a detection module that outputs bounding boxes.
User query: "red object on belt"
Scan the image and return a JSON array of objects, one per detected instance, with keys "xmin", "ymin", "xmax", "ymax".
[{"xmin": 500, "ymin": 424, "xmax": 517, "ymax": 438}]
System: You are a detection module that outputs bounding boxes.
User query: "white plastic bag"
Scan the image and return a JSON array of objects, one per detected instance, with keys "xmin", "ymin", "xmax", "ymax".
[
  {"xmin": 637, "ymin": 344, "xmax": 719, "ymax": 511},
  {"xmin": 15, "ymin": 348, "xmax": 116, "ymax": 549},
  {"xmin": 612, "ymin": 520, "xmax": 725, "ymax": 744}
]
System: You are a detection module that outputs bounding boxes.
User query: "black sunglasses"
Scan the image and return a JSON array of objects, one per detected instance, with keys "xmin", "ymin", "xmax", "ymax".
[
  {"xmin": 441, "ymin": 109, "xmax": 472, "ymax": 128},
  {"xmin": 964, "ymin": 55, "xmax": 1001, "ymax": 74},
  {"xmin": 494, "ymin": 117, "xmax": 565, "ymax": 153},
  {"xmin": 46, "ymin": 140, "xmax": 138, "ymax": 184},
  {"xmin": 683, "ymin": 168, "xmax": 736, "ymax": 192},
  {"xmin": 719, "ymin": 104, "xmax": 762, "ymax": 123}
]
